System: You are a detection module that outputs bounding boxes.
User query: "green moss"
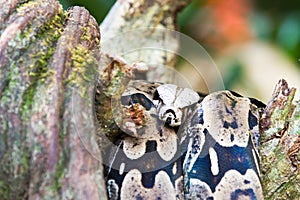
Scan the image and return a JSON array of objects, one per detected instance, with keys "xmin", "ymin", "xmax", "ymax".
[
  {"xmin": 53, "ymin": 138, "xmax": 68, "ymax": 192},
  {"xmin": 0, "ymin": 62, "xmax": 21, "ymax": 106},
  {"xmin": 0, "ymin": 6, "xmax": 67, "ymax": 199},
  {"xmin": 80, "ymin": 26, "xmax": 92, "ymax": 42},
  {"xmin": 262, "ymin": 89, "xmax": 296, "ymax": 140},
  {"xmin": 263, "ymin": 159, "xmax": 300, "ymax": 199},
  {"xmin": 68, "ymin": 19, "xmax": 100, "ymax": 96},
  {"xmin": 16, "ymin": 1, "xmax": 39, "ymax": 14},
  {"xmin": 66, "ymin": 18, "xmax": 100, "ymax": 95},
  {"xmin": 67, "ymin": 44, "xmax": 98, "ymax": 97},
  {"xmin": 261, "ymin": 89, "xmax": 300, "ymax": 199},
  {"xmin": 289, "ymin": 100, "xmax": 300, "ymax": 135},
  {"xmin": 4, "ymin": 7, "xmax": 66, "ymax": 114},
  {"xmin": 0, "ymin": 180, "xmax": 9, "ymax": 200},
  {"xmin": 80, "ymin": 22, "xmax": 100, "ymax": 45},
  {"xmin": 19, "ymin": 10, "xmax": 66, "ymax": 117}
]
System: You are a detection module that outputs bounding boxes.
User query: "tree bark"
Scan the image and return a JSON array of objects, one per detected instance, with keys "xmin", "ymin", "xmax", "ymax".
[
  {"xmin": 260, "ymin": 79, "xmax": 300, "ymax": 199},
  {"xmin": 0, "ymin": 1, "xmax": 105, "ymax": 199}
]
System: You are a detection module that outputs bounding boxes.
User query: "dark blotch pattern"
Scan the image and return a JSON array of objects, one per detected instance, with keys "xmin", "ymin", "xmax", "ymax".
[
  {"xmin": 146, "ymin": 140, "xmax": 157, "ymax": 153},
  {"xmin": 248, "ymin": 111, "xmax": 258, "ymax": 130},
  {"xmin": 121, "ymin": 93, "xmax": 154, "ymax": 110},
  {"xmin": 229, "ymin": 91, "xmax": 243, "ymax": 98},
  {"xmin": 248, "ymin": 98, "xmax": 266, "ymax": 109},
  {"xmin": 230, "ymin": 188, "xmax": 257, "ymax": 200},
  {"xmin": 230, "ymin": 134, "xmax": 234, "ymax": 142},
  {"xmin": 223, "ymin": 121, "xmax": 238, "ymax": 129},
  {"xmin": 191, "ymin": 107, "xmax": 204, "ymax": 126},
  {"xmin": 186, "ymin": 135, "xmax": 259, "ymax": 193}
]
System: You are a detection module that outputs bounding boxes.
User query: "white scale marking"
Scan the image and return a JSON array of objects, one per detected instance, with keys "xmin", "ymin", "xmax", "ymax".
[
  {"xmin": 172, "ymin": 162, "xmax": 177, "ymax": 175},
  {"xmin": 119, "ymin": 162, "xmax": 125, "ymax": 175},
  {"xmin": 209, "ymin": 147, "xmax": 219, "ymax": 176}
]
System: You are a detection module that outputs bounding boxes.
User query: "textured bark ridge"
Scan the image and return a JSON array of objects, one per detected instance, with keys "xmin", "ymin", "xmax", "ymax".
[
  {"xmin": 260, "ymin": 79, "xmax": 300, "ymax": 199},
  {"xmin": 100, "ymin": 0, "xmax": 191, "ymax": 67},
  {"xmin": 0, "ymin": 1, "xmax": 105, "ymax": 199}
]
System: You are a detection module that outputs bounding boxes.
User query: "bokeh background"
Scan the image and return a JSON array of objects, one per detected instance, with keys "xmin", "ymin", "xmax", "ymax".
[{"xmin": 59, "ymin": 0, "xmax": 300, "ymax": 102}]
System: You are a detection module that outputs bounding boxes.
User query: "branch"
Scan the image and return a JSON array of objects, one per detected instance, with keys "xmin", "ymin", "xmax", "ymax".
[{"xmin": 260, "ymin": 79, "xmax": 300, "ymax": 199}]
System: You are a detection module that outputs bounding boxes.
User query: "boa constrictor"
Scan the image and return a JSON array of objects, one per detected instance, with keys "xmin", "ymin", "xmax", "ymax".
[{"xmin": 103, "ymin": 80, "xmax": 265, "ymax": 200}]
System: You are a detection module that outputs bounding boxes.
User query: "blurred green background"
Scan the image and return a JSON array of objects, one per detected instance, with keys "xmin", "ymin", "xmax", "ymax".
[
  {"xmin": 60, "ymin": 0, "xmax": 115, "ymax": 22},
  {"xmin": 59, "ymin": 0, "xmax": 300, "ymax": 58},
  {"xmin": 59, "ymin": 0, "xmax": 300, "ymax": 101}
]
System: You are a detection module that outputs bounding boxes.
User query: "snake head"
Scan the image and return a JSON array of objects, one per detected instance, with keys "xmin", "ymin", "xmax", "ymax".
[
  {"xmin": 154, "ymin": 84, "xmax": 200, "ymax": 127},
  {"xmin": 158, "ymin": 106, "xmax": 182, "ymax": 127}
]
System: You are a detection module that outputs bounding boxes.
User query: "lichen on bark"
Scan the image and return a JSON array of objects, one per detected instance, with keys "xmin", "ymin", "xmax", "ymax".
[
  {"xmin": 0, "ymin": 1, "xmax": 105, "ymax": 199},
  {"xmin": 260, "ymin": 79, "xmax": 300, "ymax": 199}
]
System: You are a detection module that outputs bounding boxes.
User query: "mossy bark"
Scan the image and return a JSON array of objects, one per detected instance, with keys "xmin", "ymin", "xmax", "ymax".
[
  {"xmin": 0, "ymin": 0, "xmax": 105, "ymax": 199},
  {"xmin": 260, "ymin": 79, "xmax": 300, "ymax": 199}
]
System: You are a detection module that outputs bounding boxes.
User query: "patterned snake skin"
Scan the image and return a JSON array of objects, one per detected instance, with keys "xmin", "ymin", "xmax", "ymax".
[{"xmin": 104, "ymin": 80, "xmax": 265, "ymax": 200}]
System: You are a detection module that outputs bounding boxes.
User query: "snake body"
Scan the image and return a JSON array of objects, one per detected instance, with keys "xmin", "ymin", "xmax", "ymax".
[{"xmin": 104, "ymin": 80, "xmax": 264, "ymax": 200}]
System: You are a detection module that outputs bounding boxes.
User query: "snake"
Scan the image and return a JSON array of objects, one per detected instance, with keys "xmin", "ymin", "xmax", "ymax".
[{"xmin": 103, "ymin": 80, "xmax": 265, "ymax": 200}]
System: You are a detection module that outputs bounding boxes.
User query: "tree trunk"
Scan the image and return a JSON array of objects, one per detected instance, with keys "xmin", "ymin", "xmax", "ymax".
[{"xmin": 0, "ymin": 0, "xmax": 104, "ymax": 199}]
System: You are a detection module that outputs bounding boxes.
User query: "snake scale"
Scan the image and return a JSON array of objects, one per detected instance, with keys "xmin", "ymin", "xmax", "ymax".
[{"xmin": 103, "ymin": 80, "xmax": 265, "ymax": 200}]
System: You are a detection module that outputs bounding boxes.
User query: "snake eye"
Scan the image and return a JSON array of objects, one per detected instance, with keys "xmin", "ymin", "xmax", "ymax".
[{"xmin": 162, "ymin": 109, "xmax": 181, "ymax": 127}]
